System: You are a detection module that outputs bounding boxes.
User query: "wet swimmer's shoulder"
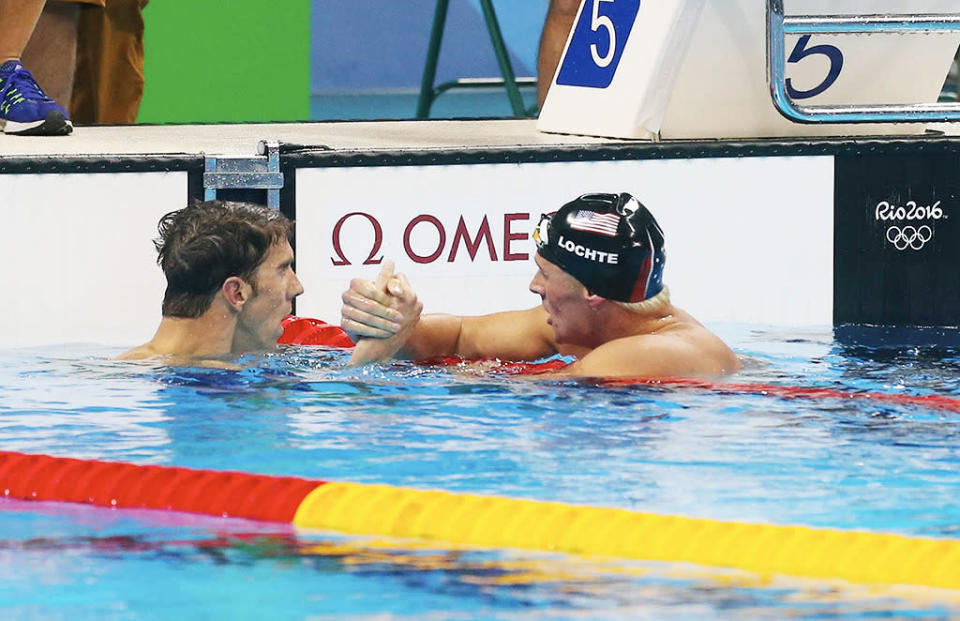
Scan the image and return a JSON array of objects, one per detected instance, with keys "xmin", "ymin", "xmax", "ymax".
[
  {"xmin": 116, "ymin": 345, "xmax": 244, "ymax": 370},
  {"xmin": 567, "ymin": 314, "xmax": 741, "ymax": 378},
  {"xmin": 663, "ymin": 311, "xmax": 742, "ymax": 376},
  {"xmin": 117, "ymin": 344, "xmax": 154, "ymax": 361}
]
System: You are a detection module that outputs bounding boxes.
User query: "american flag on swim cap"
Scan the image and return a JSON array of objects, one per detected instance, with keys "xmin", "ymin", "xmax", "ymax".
[{"xmin": 568, "ymin": 210, "xmax": 621, "ymax": 237}]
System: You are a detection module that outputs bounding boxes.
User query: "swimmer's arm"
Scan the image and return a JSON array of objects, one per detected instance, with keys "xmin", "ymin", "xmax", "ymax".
[
  {"xmin": 341, "ymin": 267, "xmax": 556, "ymax": 362},
  {"xmin": 399, "ymin": 306, "xmax": 559, "ymax": 361},
  {"xmin": 533, "ymin": 336, "xmax": 701, "ymax": 378}
]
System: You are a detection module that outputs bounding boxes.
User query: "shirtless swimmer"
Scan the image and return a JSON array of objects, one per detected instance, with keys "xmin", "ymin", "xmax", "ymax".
[{"xmin": 341, "ymin": 192, "xmax": 740, "ymax": 378}]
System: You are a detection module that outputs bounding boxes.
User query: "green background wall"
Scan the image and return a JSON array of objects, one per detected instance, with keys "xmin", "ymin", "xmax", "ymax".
[{"xmin": 137, "ymin": 1, "xmax": 311, "ymax": 123}]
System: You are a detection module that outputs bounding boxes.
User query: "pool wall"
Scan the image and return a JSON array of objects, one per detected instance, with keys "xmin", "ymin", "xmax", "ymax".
[{"xmin": 0, "ymin": 120, "xmax": 957, "ymax": 347}]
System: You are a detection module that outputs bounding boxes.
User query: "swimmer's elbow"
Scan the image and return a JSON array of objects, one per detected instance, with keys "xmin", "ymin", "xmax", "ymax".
[{"xmin": 723, "ymin": 355, "xmax": 743, "ymax": 376}]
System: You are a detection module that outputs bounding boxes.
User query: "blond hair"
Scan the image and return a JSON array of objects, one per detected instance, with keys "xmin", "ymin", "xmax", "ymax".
[{"xmin": 614, "ymin": 285, "xmax": 671, "ymax": 315}]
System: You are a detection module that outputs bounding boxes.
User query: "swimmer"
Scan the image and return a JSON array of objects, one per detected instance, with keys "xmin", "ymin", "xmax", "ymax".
[
  {"xmin": 119, "ymin": 200, "xmax": 304, "ymax": 360},
  {"xmin": 341, "ymin": 192, "xmax": 741, "ymax": 378}
]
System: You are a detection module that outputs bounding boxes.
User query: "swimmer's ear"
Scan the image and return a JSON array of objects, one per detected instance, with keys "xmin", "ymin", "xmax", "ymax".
[
  {"xmin": 585, "ymin": 292, "xmax": 606, "ymax": 311},
  {"xmin": 221, "ymin": 276, "xmax": 250, "ymax": 311}
]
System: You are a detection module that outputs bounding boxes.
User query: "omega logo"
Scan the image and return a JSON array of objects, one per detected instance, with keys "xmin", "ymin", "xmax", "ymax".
[{"xmin": 331, "ymin": 212, "xmax": 531, "ymax": 266}]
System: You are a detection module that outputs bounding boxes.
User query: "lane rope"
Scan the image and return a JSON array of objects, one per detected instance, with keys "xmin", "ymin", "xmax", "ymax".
[
  {"xmin": 275, "ymin": 320, "xmax": 960, "ymax": 415},
  {"xmin": 433, "ymin": 357, "xmax": 960, "ymax": 414},
  {"xmin": 1, "ymin": 451, "xmax": 959, "ymax": 590}
]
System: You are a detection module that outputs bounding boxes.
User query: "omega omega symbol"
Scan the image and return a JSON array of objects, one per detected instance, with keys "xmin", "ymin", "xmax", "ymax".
[
  {"xmin": 886, "ymin": 225, "xmax": 933, "ymax": 251},
  {"xmin": 330, "ymin": 212, "xmax": 532, "ymax": 266}
]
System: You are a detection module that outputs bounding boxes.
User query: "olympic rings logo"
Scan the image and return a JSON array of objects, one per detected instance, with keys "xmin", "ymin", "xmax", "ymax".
[{"xmin": 886, "ymin": 225, "xmax": 933, "ymax": 251}]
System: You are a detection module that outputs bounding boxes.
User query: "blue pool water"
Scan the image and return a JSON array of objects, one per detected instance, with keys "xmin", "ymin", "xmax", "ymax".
[{"xmin": 2, "ymin": 324, "xmax": 960, "ymax": 619}]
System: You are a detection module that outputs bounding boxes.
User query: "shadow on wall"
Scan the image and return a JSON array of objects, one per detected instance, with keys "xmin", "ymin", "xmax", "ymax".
[{"xmin": 311, "ymin": 0, "xmax": 548, "ymax": 120}]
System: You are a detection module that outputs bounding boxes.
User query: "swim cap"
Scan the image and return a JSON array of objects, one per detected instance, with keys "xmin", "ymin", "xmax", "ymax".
[{"xmin": 534, "ymin": 193, "xmax": 665, "ymax": 303}]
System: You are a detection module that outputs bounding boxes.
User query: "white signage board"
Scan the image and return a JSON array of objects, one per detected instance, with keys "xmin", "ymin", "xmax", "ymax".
[
  {"xmin": 0, "ymin": 172, "xmax": 187, "ymax": 348},
  {"xmin": 296, "ymin": 156, "xmax": 834, "ymax": 327}
]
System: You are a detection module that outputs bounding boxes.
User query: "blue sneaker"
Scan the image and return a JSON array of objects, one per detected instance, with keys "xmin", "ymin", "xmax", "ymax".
[{"xmin": 0, "ymin": 60, "xmax": 72, "ymax": 136}]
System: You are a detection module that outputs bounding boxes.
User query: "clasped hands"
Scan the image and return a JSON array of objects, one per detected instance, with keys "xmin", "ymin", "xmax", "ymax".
[{"xmin": 341, "ymin": 260, "xmax": 422, "ymax": 364}]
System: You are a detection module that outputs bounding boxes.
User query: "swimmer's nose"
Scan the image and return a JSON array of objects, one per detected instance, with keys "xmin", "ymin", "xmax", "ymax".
[
  {"xmin": 291, "ymin": 270, "xmax": 305, "ymax": 297},
  {"xmin": 529, "ymin": 273, "xmax": 544, "ymax": 297}
]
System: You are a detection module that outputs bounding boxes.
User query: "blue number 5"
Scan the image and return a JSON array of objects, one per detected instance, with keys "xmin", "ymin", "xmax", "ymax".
[{"xmin": 786, "ymin": 35, "xmax": 844, "ymax": 99}]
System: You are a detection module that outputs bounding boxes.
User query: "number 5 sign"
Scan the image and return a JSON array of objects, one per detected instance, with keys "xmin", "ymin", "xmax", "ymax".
[
  {"xmin": 556, "ymin": 0, "xmax": 641, "ymax": 88},
  {"xmin": 539, "ymin": 0, "xmax": 706, "ymax": 139}
]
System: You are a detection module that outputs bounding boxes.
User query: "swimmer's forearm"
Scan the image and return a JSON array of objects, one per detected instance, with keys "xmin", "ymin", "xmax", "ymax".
[
  {"xmin": 397, "ymin": 314, "xmax": 464, "ymax": 360},
  {"xmin": 348, "ymin": 334, "xmax": 407, "ymax": 365},
  {"xmin": 348, "ymin": 312, "xmax": 425, "ymax": 366},
  {"xmin": 346, "ymin": 314, "xmax": 459, "ymax": 365},
  {"xmin": 397, "ymin": 308, "xmax": 559, "ymax": 361}
]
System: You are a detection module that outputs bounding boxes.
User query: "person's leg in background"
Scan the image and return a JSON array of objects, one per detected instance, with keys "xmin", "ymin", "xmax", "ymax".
[
  {"xmin": 21, "ymin": 0, "xmax": 87, "ymax": 108},
  {"xmin": 0, "ymin": 0, "xmax": 48, "ymax": 64},
  {"xmin": 21, "ymin": 0, "xmax": 146, "ymax": 126},
  {"xmin": 71, "ymin": 0, "xmax": 147, "ymax": 124},
  {"xmin": 536, "ymin": 0, "xmax": 579, "ymax": 110},
  {"xmin": 0, "ymin": 0, "xmax": 74, "ymax": 135}
]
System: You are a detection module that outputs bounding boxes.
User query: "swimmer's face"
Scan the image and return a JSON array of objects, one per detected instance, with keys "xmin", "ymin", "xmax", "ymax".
[
  {"xmin": 530, "ymin": 254, "xmax": 593, "ymax": 346},
  {"xmin": 234, "ymin": 240, "xmax": 303, "ymax": 351}
]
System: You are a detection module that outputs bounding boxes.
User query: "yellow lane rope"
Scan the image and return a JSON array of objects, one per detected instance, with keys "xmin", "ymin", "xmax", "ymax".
[{"xmin": 294, "ymin": 482, "xmax": 960, "ymax": 590}]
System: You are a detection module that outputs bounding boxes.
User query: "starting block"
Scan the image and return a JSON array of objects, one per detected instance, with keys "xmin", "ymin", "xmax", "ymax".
[{"xmin": 538, "ymin": 0, "xmax": 960, "ymax": 139}]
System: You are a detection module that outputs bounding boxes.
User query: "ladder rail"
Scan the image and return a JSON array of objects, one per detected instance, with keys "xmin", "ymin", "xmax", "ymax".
[{"xmin": 766, "ymin": 0, "xmax": 960, "ymax": 124}]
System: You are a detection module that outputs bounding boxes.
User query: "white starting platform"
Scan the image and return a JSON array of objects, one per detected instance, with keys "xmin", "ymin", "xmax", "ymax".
[
  {"xmin": 2, "ymin": 0, "xmax": 960, "ymax": 348},
  {"xmin": 540, "ymin": 0, "xmax": 960, "ymax": 139}
]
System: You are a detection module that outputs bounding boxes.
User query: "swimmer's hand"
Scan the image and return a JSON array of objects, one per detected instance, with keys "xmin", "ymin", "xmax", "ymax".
[
  {"xmin": 341, "ymin": 260, "xmax": 406, "ymax": 340},
  {"xmin": 343, "ymin": 261, "xmax": 423, "ymax": 365}
]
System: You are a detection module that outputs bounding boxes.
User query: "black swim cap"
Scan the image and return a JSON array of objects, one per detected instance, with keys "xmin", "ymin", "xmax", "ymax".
[{"xmin": 534, "ymin": 193, "xmax": 665, "ymax": 303}]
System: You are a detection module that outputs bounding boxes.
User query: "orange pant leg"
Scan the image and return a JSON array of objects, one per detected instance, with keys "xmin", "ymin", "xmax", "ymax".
[{"xmin": 71, "ymin": 0, "xmax": 147, "ymax": 124}]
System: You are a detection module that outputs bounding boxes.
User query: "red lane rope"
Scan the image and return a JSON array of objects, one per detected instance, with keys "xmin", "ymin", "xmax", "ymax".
[
  {"xmin": 275, "ymin": 317, "xmax": 960, "ymax": 415},
  {"xmin": 0, "ymin": 452, "xmax": 323, "ymax": 522},
  {"xmin": 600, "ymin": 377, "xmax": 960, "ymax": 414},
  {"xmin": 425, "ymin": 356, "xmax": 960, "ymax": 414}
]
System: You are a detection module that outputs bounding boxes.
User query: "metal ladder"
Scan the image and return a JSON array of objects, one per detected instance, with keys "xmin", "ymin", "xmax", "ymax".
[
  {"xmin": 203, "ymin": 141, "xmax": 283, "ymax": 209},
  {"xmin": 766, "ymin": 0, "xmax": 960, "ymax": 123},
  {"xmin": 416, "ymin": 0, "xmax": 535, "ymax": 119}
]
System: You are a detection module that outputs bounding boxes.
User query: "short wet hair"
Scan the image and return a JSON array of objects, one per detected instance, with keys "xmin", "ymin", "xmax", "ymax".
[
  {"xmin": 616, "ymin": 285, "xmax": 671, "ymax": 315},
  {"xmin": 155, "ymin": 200, "xmax": 293, "ymax": 318}
]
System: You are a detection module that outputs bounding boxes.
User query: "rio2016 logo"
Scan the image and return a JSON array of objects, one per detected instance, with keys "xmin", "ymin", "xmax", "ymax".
[{"xmin": 875, "ymin": 199, "xmax": 946, "ymax": 252}]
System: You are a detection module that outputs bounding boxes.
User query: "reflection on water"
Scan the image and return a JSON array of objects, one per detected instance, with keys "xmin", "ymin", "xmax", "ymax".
[
  {"xmin": 0, "ymin": 499, "xmax": 957, "ymax": 620},
  {"xmin": 2, "ymin": 326, "xmax": 960, "ymax": 618}
]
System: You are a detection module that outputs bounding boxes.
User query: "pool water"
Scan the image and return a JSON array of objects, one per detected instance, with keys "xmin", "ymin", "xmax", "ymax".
[{"xmin": 2, "ymin": 324, "xmax": 960, "ymax": 619}]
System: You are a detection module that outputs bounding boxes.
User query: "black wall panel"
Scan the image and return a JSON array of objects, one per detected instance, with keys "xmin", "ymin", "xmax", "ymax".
[{"xmin": 835, "ymin": 153, "xmax": 960, "ymax": 326}]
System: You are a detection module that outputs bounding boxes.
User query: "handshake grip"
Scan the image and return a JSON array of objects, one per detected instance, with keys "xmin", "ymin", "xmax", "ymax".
[{"xmin": 341, "ymin": 260, "xmax": 423, "ymax": 365}]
